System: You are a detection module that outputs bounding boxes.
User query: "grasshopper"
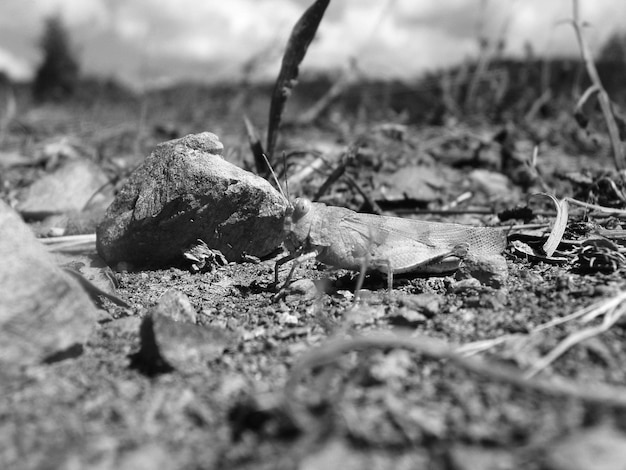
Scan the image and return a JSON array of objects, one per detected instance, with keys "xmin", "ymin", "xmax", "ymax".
[{"xmin": 274, "ymin": 197, "xmax": 507, "ymax": 291}]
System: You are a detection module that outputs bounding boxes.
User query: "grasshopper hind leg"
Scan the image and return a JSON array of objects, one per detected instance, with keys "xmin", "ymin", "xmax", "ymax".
[
  {"xmin": 354, "ymin": 257, "xmax": 394, "ymax": 303},
  {"xmin": 353, "ymin": 256, "xmax": 367, "ymax": 303},
  {"xmin": 373, "ymin": 258, "xmax": 394, "ymax": 293}
]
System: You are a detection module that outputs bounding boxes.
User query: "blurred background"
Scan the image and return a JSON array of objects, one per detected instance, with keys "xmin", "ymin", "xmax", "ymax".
[
  {"xmin": 1, "ymin": 0, "xmax": 625, "ymax": 88},
  {"xmin": 1, "ymin": 0, "xmax": 626, "ymax": 173}
]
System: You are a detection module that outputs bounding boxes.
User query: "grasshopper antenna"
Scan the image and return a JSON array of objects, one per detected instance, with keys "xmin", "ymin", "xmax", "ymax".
[
  {"xmin": 262, "ymin": 153, "xmax": 290, "ymax": 206},
  {"xmin": 282, "ymin": 151, "xmax": 290, "ymax": 202}
]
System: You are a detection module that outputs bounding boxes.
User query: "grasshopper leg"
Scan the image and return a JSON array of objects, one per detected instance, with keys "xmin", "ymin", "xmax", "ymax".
[
  {"xmin": 353, "ymin": 254, "xmax": 370, "ymax": 303},
  {"xmin": 353, "ymin": 254, "xmax": 394, "ymax": 302},
  {"xmin": 368, "ymin": 243, "xmax": 470, "ymax": 294},
  {"xmin": 274, "ymin": 250, "xmax": 319, "ymax": 290},
  {"xmin": 274, "ymin": 252, "xmax": 298, "ymax": 286},
  {"xmin": 368, "ymin": 258, "xmax": 394, "ymax": 294},
  {"xmin": 384, "ymin": 260, "xmax": 393, "ymax": 292}
]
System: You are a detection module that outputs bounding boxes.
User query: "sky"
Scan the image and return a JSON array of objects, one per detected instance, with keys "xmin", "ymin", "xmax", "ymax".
[{"xmin": 0, "ymin": 0, "xmax": 624, "ymax": 88}]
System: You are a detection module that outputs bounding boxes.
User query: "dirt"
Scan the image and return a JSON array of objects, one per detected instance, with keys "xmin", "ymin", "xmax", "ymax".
[{"xmin": 3, "ymin": 75, "xmax": 626, "ymax": 470}]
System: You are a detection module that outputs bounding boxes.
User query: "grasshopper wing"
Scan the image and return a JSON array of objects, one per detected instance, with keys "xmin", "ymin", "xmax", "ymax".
[{"xmin": 338, "ymin": 211, "xmax": 505, "ymax": 272}]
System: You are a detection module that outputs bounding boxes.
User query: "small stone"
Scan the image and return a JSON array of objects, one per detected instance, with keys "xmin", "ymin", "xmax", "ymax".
[
  {"xmin": 97, "ymin": 132, "xmax": 287, "ymax": 267},
  {"xmin": 115, "ymin": 443, "xmax": 175, "ymax": 470},
  {"xmin": 131, "ymin": 291, "xmax": 234, "ymax": 374},
  {"xmin": 105, "ymin": 316, "xmax": 143, "ymax": 336},
  {"xmin": 447, "ymin": 444, "xmax": 515, "ymax": 470},
  {"xmin": 388, "ymin": 308, "xmax": 427, "ymax": 326},
  {"xmin": 399, "ymin": 293, "xmax": 442, "ymax": 316},
  {"xmin": 16, "ymin": 159, "xmax": 110, "ymax": 219},
  {"xmin": 152, "ymin": 289, "xmax": 197, "ymax": 323},
  {"xmin": 132, "ymin": 314, "xmax": 234, "ymax": 375},
  {"xmin": 543, "ymin": 425, "xmax": 626, "ymax": 470},
  {"xmin": 278, "ymin": 311, "xmax": 299, "ymax": 325},
  {"xmin": 299, "ymin": 439, "xmax": 365, "ymax": 470},
  {"xmin": 355, "ymin": 289, "xmax": 385, "ymax": 304},
  {"xmin": 452, "ymin": 277, "xmax": 482, "ymax": 293},
  {"xmin": 369, "ymin": 350, "xmax": 412, "ymax": 382},
  {"xmin": 477, "ymin": 293, "xmax": 504, "ymax": 309},
  {"xmin": 284, "ymin": 278, "xmax": 318, "ymax": 302},
  {"xmin": 300, "ymin": 439, "xmax": 430, "ymax": 470},
  {"xmin": 345, "ymin": 304, "xmax": 386, "ymax": 325},
  {"xmin": 469, "ymin": 169, "xmax": 519, "ymax": 202},
  {"xmin": 337, "ymin": 290, "xmax": 354, "ymax": 301},
  {"xmin": 456, "ymin": 254, "xmax": 508, "ymax": 288}
]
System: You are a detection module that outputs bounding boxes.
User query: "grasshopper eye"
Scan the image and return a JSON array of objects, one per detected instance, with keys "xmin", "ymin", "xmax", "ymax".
[{"xmin": 292, "ymin": 198, "xmax": 311, "ymax": 218}]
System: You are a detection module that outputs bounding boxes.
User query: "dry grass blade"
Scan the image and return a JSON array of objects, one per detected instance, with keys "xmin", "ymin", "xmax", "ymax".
[
  {"xmin": 266, "ymin": 0, "xmax": 330, "ymax": 159},
  {"xmin": 574, "ymin": 84, "xmax": 600, "ymax": 129},
  {"xmin": 312, "ymin": 144, "xmax": 357, "ymax": 201},
  {"xmin": 40, "ymin": 234, "xmax": 97, "ymax": 252},
  {"xmin": 458, "ymin": 293, "xmax": 626, "ymax": 357},
  {"xmin": 534, "ymin": 292, "xmax": 626, "ymax": 333},
  {"xmin": 564, "ymin": 197, "xmax": 626, "ymax": 216},
  {"xmin": 455, "ymin": 335, "xmax": 518, "ymax": 356},
  {"xmin": 463, "ymin": 0, "xmax": 512, "ymax": 112},
  {"xmin": 569, "ymin": 0, "xmax": 626, "ymax": 172},
  {"xmin": 63, "ymin": 268, "xmax": 131, "ymax": 309},
  {"xmin": 531, "ymin": 193, "xmax": 569, "ymax": 257},
  {"xmin": 343, "ymin": 174, "xmax": 384, "ymax": 215},
  {"xmin": 525, "ymin": 299, "xmax": 626, "ymax": 378},
  {"xmin": 544, "ymin": 196, "xmax": 568, "ymax": 257},
  {"xmin": 285, "ymin": 152, "xmax": 327, "ymax": 189}
]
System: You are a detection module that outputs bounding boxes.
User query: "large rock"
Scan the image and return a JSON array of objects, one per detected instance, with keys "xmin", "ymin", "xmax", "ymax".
[
  {"xmin": 0, "ymin": 201, "xmax": 98, "ymax": 365},
  {"xmin": 97, "ymin": 132, "xmax": 288, "ymax": 267}
]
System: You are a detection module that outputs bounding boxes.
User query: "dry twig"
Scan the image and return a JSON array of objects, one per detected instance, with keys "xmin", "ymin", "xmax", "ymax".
[
  {"xmin": 39, "ymin": 234, "xmax": 97, "ymax": 252},
  {"xmin": 460, "ymin": 292, "xmax": 626, "ymax": 378},
  {"xmin": 525, "ymin": 293, "xmax": 626, "ymax": 378},
  {"xmin": 266, "ymin": 0, "xmax": 330, "ymax": 159},
  {"xmin": 568, "ymin": 0, "xmax": 626, "ymax": 172}
]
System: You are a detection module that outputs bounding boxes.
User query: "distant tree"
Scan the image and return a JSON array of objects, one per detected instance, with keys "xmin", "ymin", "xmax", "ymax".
[
  {"xmin": 32, "ymin": 15, "xmax": 80, "ymax": 101},
  {"xmin": 598, "ymin": 31, "xmax": 626, "ymax": 62}
]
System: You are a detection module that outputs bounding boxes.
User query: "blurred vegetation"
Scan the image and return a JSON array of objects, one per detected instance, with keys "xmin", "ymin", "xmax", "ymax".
[
  {"xmin": 1, "ymin": 20, "xmax": 623, "ymax": 167},
  {"xmin": 33, "ymin": 15, "xmax": 80, "ymax": 102},
  {"xmin": 5, "ymin": 55, "xmax": 626, "ymax": 153}
]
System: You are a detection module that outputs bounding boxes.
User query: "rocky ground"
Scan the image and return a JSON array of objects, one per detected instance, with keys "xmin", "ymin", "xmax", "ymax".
[{"xmin": 3, "ymin": 75, "xmax": 626, "ymax": 469}]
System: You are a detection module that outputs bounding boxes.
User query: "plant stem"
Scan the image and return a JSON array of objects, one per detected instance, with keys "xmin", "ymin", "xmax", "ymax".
[{"xmin": 571, "ymin": 0, "xmax": 625, "ymax": 172}]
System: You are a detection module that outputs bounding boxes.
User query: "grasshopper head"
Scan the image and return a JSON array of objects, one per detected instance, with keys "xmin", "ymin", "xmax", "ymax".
[
  {"xmin": 284, "ymin": 198, "xmax": 311, "ymax": 228},
  {"xmin": 283, "ymin": 197, "xmax": 313, "ymax": 252},
  {"xmin": 291, "ymin": 198, "xmax": 311, "ymax": 221}
]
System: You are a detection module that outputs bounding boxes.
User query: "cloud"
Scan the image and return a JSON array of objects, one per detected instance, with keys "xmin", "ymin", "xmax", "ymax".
[
  {"xmin": 502, "ymin": 0, "xmax": 626, "ymax": 57},
  {"xmin": 84, "ymin": 0, "xmax": 303, "ymax": 85},
  {"xmin": 305, "ymin": 2, "xmax": 479, "ymax": 78},
  {"xmin": 0, "ymin": 0, "xmax": 109, "ymax": 33},
  {"xmin": 111, "ymin": 0, "xmax": 300, "ymax": 59},
  {"xmin": 0, "ymin": 47, "xmax": 34, "ymax": 80},
  {"xmin": 0, "ymin": 0, "xmax": 624, "ymax": 85}
]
